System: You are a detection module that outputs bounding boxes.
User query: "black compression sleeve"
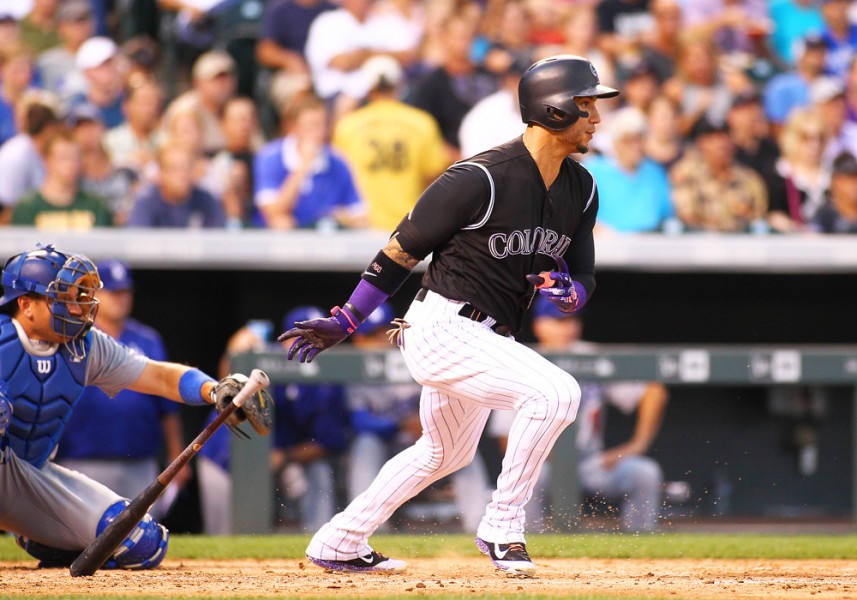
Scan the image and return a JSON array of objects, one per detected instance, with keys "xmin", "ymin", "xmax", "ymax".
[{"xmin": 361, "ymin": 251, "xmax": 411, "ymax": 295}]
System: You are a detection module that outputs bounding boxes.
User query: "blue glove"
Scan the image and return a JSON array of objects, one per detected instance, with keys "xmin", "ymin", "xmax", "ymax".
[
  {"xmin": 277, "ymin": 305, "xmax": 357, "ymax": 363},
  {"xmin": 0, "ymin": 380, "xmax": 12, "ymax": 437},
  {"xmin": 526, "ymin": 253, "xmax": 586, "ymax": 313}
]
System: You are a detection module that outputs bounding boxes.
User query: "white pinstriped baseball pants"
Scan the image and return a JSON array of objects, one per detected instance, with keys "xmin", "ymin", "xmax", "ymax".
[{"xmin": 306, "ymin": 290, "xmax": 580, "ymax": 560}]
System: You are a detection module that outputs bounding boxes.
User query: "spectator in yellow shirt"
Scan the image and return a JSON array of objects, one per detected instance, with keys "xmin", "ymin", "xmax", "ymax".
[{"xmin": 332, "ymin": 56, "xmax": 450, "ymax": 231}]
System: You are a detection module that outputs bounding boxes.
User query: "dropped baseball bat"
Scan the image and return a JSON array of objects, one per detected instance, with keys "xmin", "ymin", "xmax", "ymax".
[{"xmin": 69, "ymin": 369, "xmax": 270, "ymax": 577}]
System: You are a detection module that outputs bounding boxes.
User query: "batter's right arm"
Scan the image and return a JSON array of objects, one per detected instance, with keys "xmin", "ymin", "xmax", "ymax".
[
  {"xmin": 277, "ymin": 165, "xmax": 486, "ymax": 362},
  {"xmin": 277, "ymin": 236, "xmax": 420, "ymax": 363}
]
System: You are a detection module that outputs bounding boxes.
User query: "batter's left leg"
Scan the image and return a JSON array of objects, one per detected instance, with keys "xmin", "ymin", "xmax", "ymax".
[{"xmin": 306, "ymin": 388, "xmax": 490, "ymax": 568}]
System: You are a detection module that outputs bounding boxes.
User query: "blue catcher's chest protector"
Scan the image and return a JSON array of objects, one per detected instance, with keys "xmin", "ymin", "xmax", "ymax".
[{"xmin": 0, "ymin": 314, "xmax": 89, "ymax": 468}]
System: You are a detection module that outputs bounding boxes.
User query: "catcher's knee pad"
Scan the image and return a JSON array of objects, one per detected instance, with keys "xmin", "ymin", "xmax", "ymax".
[
  {"xmin": 15, "ymin": 535, "xmax": 82, "ymax": 568},
  {"xmin": 97, "ymin": 500, "xmax": 170, "ymax": 570}
]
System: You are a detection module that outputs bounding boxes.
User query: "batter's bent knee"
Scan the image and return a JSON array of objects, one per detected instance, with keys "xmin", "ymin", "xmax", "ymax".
[
  {"xmin": 519, "ymin": 372, "xmax": 580, "ymax": 426},
  {"xmin": 97, "ymin": 500, "xmax": 169, "ymax": 570}
]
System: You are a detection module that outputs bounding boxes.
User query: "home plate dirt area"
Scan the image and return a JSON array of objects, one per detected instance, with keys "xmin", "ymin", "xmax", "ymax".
[{"xmin": 1, "ymin": 558, "xmax": 857, "ymax": 599}]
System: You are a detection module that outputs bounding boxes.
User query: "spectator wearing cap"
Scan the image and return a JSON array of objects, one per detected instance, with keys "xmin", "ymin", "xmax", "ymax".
[
  {"xmin": 727, "ymin": 91, "xmax": 781, "ymax": 209},
  {"xmin": 162, "ymin": 50, "xmax": 241, "ymax": 156},
  {"xmin": 763, "ymin": 34, "xmax": 829, "ymax": 134},
  {"xmin": 809, "ymin": 150, "xmax": 857, "ymax": 233},
  {"xmin": 670, "ymin": 116, "xmax": 769, "ymax": 232},
  {"xmin": 333, "ymin": 55, "xmax": 448, "ymax": 231},
  {"xmin": 69, "ymin": 103, "xmax": 140, "ymax": 226},
  {"xmin": 0, "ymin": 9, "xmax": 21, "ymax": 47},
  {"xmin": 19, "ymin": 0, "xmax": 61, "ymax": 54},
  {"xmin": 126, "ymin": 143, "xmax": 226, "ymax": 228},
  {"xmin": 12, "ymin": 128, "xmax": 113, "ymax": 229},
  {"xmin": 254, "ymin": 92, "xmax": 366, "ymax": 230},
  {"xmin": 487, "ymin": 296, "xmax": 669, "ymax": 533},
  {"xmin": 55, "ymin": 259, "xmax": 189, "ymax": 520},
  {"xmin": 36, "ymin": 0, "xmax": 94, "ymax": 101},
  {"xmin": 809, "ymin": 75, "xmax": 857, "ymax": 166},
  {"xmin": 0, "ymin": 90, "xmax": 60, "ymax": 222},
  {"xmin": 346, "ymin": 302, "xmax": 492, "ymax": 532},
  {"xmin": 457, "ymin": 55, "xmax": 528, "ymax": 158},
  {"xmin": 0, "ymin": 11, "xmax": 20, "ymax": 55},
  {"xmin": 768, "ymin": 107, "xmax": 830, "ymax": 232},
  {"xmin": 0, "ymin": 42, "xmax": 37, "ymax": 146},
  {"xmin": 304, "ymin": 0, "xmax": 421, "ymax": 122},
  {"xmin": 67, "ymin": 36, "xmax": 126, "ymax": 128},
  {"xmin": 583, "ymin": 106, "xmax": 674, "ymax": 234},
  {"xmin": 818, "ymin": 0, "xmax": 857, "ymax": 78}
]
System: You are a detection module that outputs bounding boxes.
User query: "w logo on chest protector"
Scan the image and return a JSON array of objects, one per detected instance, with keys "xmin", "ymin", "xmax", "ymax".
[{"xmin": 33, "ymin": 358, "xmax": 54, "ymax": 377}]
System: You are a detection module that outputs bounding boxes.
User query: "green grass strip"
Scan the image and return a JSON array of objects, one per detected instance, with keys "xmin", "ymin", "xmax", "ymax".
[{"xmin": 3, "ymin": 532, "xmax": 857, "ymax": 562}]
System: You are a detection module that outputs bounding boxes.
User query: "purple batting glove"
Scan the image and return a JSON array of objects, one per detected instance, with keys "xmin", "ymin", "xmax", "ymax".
[
  {"xmin": 277, "ymin": 306, "xmax": 356, "ymax": 363},
  {"xmin": 527, "ymin": 253, "xmax": 586, "ymax": 313}
]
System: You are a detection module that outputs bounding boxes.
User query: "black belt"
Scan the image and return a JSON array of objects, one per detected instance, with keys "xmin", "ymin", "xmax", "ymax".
[{"xmin": 414, "ymin": 288, "xmax": 511, "ymax": 336}]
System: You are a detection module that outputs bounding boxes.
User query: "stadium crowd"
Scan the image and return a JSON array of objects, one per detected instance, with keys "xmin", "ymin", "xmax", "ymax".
[{"xmin": 1, "ymin": 0, "xmax": 857, "ymax": 235}]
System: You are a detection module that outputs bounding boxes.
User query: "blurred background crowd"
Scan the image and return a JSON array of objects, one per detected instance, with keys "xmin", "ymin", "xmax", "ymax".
[{"xmin": 1, "ymin": 0, "xmax": 857, "ymax": 235}]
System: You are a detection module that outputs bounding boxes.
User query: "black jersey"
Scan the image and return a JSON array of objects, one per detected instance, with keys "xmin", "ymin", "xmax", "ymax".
[{"xmin": 395, "ymin": 137, "xmax": 597, "ymax": 333}]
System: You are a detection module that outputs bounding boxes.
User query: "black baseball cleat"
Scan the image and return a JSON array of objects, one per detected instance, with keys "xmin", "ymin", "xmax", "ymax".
[
  {"xmin": 475, "ymin": 537, "xmax": 537, "ymax": 577},
  {"xmin": 306, "ymin": 551, "xmax": 407, "ymax": 573}
]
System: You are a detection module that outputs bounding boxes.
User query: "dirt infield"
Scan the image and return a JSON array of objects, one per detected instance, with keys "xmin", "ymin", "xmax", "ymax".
[{"xmin": 2, "ymin": 558, "xmax": 857, "ymax": 599}]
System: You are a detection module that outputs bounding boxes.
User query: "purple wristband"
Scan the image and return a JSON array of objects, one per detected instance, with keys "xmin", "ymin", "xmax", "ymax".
[{"xmin": 344, "ymin": 279, "xmax": 389, "ymax": 323}]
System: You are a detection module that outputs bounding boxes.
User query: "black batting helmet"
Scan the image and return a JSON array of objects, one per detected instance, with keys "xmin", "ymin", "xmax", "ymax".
[{"xmin": 519, "ymin": 55, "xmax": 619, "ymax": 130}]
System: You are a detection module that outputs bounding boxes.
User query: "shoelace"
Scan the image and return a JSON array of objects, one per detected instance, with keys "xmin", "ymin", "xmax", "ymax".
[{"xmin": 506, "ymin": 543, "xmax": 529, "ymax": 559}]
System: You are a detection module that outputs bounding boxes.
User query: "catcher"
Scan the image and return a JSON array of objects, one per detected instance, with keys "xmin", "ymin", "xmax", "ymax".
[{"xmin": 0, "ymin": 244, "xmax": 271, "ymax": 569}]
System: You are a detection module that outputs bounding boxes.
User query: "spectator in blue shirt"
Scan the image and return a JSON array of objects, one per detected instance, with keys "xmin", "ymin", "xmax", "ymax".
[
  {"xmin": 253, "ymin": 92, "xmax": 366, "ymax": 230},
  {"xmin": 764, "ymin": 34, "xmax": 829, "ymax": 133},
  {"xmin": 55, "ymin": 259, "xmax": 188, "ymax": 519},
  {"xmin": 127, "ymin": 144, "xmax": 226, "ymax": 228},
  {"xmin": 819, "ymin": 0, "xmax": 857, "ymax": 77},
  {"xmin": 584, "ymin": 107, "xmax": 674, "ymax": 233}
]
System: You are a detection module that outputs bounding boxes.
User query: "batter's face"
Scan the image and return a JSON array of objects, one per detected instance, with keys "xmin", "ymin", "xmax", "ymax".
[{"xmin": 560, "ymin": 97, "xmax": 602, "ymax": 154}]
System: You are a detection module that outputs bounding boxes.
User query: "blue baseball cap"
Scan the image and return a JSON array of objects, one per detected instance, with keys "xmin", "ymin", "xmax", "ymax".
[
  {"xmin": 531, "ymin": 295, "xmax": 583, "ymax": 321},
  {"xmin": 355, "ymin": 302, "xmax": 395, "ymax": 335},
  {"xmin": 96, "ymin": 259, "xmax": 133, "ymax": 291}
]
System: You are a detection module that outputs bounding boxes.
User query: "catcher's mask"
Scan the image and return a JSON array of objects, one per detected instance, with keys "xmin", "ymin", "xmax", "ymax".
[
  {"xmin": 518, "ymin": 54, "xmax": 620, "ymax": 130},
  {"xmin": 1, "ymin": 244, "xmax": 102, "ymax": 360}
]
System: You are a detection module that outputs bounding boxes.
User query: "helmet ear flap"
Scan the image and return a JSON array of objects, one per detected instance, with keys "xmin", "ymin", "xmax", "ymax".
[{"xmin": 545, "ymin": 104, "xmax": 581, "ymax": 128}]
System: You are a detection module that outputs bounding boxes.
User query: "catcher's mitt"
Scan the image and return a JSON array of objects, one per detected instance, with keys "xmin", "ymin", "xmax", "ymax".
[{"xmin": 211, "ymin": 373, "xmax": 273, "ymax": 436}]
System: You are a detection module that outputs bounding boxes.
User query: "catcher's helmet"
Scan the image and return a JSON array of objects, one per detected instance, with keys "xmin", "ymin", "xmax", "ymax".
[
  {"xmin": 519, "ymin": 54, "xmax": 619, "ymax": 130},
  {"xmin": 1, "ymin": 244, "xmax": 102, "ymax": 359}
]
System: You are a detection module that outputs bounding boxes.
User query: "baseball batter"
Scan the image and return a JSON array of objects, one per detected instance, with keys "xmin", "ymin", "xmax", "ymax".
[
  {"xmin": 281, "ymin": 55, "xmax": 619, "ymax": 577},
  {"xmin": 0, "ymin": 244, "xmax": 268, "ymax": 569}
]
